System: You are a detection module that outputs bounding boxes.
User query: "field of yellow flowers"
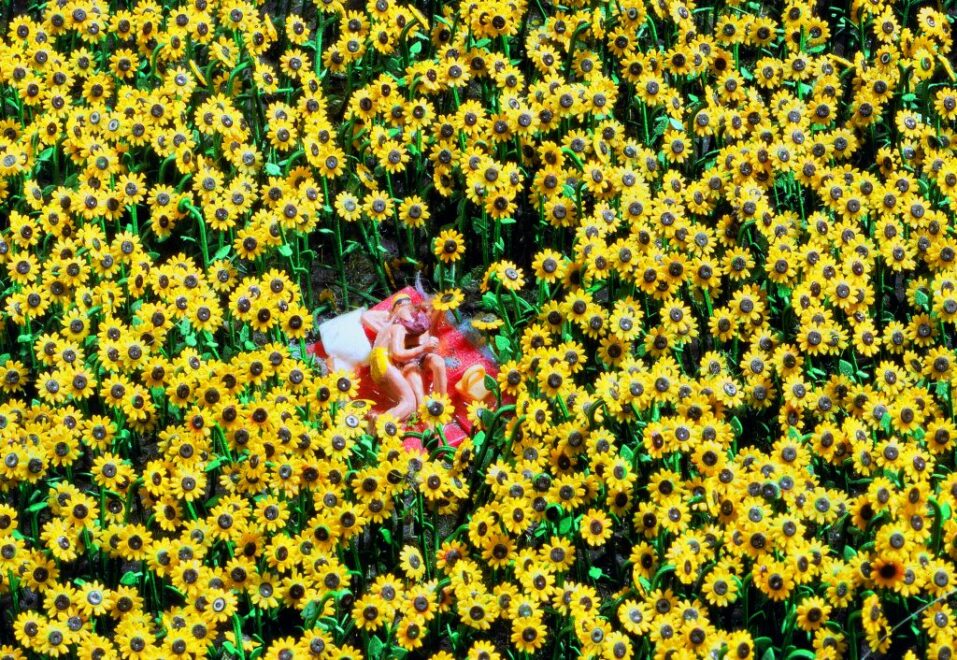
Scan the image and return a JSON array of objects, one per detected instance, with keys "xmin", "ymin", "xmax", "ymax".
[{"xmin": 0, "ymin": 0, "xmax": 956, "ymax": 657}]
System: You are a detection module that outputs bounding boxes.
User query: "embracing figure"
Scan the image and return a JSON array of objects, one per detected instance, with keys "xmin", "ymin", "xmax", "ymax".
[{"xmin": 361, "ymin": 295, "xmax": 448, "ymax": 420}]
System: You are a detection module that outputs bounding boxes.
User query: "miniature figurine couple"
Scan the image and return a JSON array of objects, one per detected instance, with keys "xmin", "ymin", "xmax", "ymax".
[{"xmin": 361, "ymin": 295, "xmax": 448, "ymax": 420}]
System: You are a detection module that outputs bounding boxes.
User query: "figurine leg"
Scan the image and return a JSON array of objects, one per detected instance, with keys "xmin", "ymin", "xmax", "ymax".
[
  {"xmin": 379, "ymin": 364, "xmax": 417, "ymax": 420},
  {"xmin": 423, "ymin": 353, "xmax": 447, "ymax": 395},
  {"xmin": 403, "ymin": 363, "xmax": 425, "ymax": 406}
]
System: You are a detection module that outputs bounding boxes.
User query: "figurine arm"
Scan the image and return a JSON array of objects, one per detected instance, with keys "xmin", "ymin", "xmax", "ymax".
[
  {"xmin": 389, "ymin": 326, "xmax": 429, "ymax": 361},
  {"xmin": 361, "ymin": 309, "xmax": 389, "ymax": 334}
]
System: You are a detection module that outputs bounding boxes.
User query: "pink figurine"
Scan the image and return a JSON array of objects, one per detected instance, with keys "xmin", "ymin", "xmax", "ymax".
[{"xmin": 361, "ymin": 294, "xmax": 448, "ymax": 420}]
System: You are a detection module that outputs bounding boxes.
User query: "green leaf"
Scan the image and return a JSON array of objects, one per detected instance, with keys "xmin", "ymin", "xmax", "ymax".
[
  {"xmin": 936, "ymin": 381, "xmax": 950, "ymax": 400},
  {"xmin": 730, "ymin": 416, "xmax": 743, "ymax": 437},
  {"xmin": 204, "ymin": 457, "xmax": 226, "ymax": 472},
  {"xmin": 445, "ymin": 624, "xmax": 459, "ymax": 646},
  {"xmin": 754, "ymin": 637, "xmax": 773, "ymax": 651},
  {"xmin": 493, "ymin": 335, "xmax": 512, "ymax": 360},
  {"xmin": 120, "ymin": 571, "xmax": 140, "ymax": 586},
  {"xmin": 880, "ymin": 412, "xmax": 892, "ymax": 433},
  {"xmin": 213, "ymin": 245, "xmax": 231, "ymax": 261},
  {"xmin": 302, "ymin": 600, "xmax": 320, "ymax": 628},
  {"xmin": 558, "ymin": 516, "xmax": 573, "ymax": 535},
  {"xmin": 843, "ymin": 545, "xmax": 857, "ymax": 562},
  {"xmin": 358, "ymin": 435, "xmax": 375, "ymax": 454},
  {"xmin": 652, "ymin": 564, "xmax": 675, "ymax": 588},
  {"xmin": 762, "ymin": 648, "xmax": 776, "ymax": 660},
  {"xmin": 915, "ymin": 289, "xmax": 930, "ymax": 309},
  {"xmin": 409, "ymin": 41, "xmax": 423, "ymax": 56},
  {"xmin": 839, "ymin": 360, "xmax": 854, "ymax": 378},
  {"xmin": 653, "ymin": 115, "xmax": 669, "ymax": 138},
  {"xmin": 278, "ymin": 244, "xmax": 293, "ymax": 257},
  {"xmin": 265, "ymin": 162, "xmax": 282, "ymax": 176},
  {"xmin": 786, "ymin": 651, "xmax": 816, "ymax": 660},
  {"xmin": 368, "ymin": 636, "xmax": 384, "ymax": 658},
  {"xmin": 380, "ymin": 528, "xmax": 392, "ymax": 544},
  {"xmin": 472, "ymin": 431, "xmax": 486, "ymax": 451},
  {"xmin": 588, "ymin": 566, "xmax": 605, "ymax": 581},
  {"xmin": 26, "ymin": 502, "xmax": 47, "ymax": 514}
]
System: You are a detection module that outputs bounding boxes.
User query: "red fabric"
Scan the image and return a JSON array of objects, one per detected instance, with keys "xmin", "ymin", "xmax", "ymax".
[{"xmin": 307, "ymin": 288, "xmax": 497, "ymax": 449}]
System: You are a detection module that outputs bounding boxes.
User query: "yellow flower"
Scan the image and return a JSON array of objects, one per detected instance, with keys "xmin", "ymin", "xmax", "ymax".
[
  {"xmin": 434, "ymin": 229, "xmax": 466, "ymax": 264},
  {"xmin": 432, "ymin": 288, "xmax": 464, "ymax": 311},
  {"xmin": 419, "ymin": 393, "xmax": 453, "ymax": 427},
  {"xmin": 580, "ymin": 508, "xmax": 613, "ymax": 546},
  {"xmin": 494, "ymin": 261, "xmax": 526, "ymax": 291},
  {"xmin": 471, "ymin": 314, "xmax": 504, "ymax": 331}
]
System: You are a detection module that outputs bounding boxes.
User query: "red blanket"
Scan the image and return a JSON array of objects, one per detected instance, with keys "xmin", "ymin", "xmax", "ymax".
[{"xmin": 306, "ymin": 288, "xmax": 498, "ymax": 450}]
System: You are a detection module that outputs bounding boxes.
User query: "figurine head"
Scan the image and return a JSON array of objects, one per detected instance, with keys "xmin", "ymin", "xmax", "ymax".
[
  {"xmin": 389, "ymin": 295, "xmax": 414, "ymax": 321},
  {"xmin": 390, "ymin": 295, "xmax": 430, "ymax": 334},
  {"xmin": 391, "ymin": 294, "xmax": 412, "ymax": 311}
]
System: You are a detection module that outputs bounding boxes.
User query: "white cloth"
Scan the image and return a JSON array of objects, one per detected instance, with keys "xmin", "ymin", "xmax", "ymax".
[{"xmin": 319, "ymin": 307, "xmax": 372, "ymax": 371}]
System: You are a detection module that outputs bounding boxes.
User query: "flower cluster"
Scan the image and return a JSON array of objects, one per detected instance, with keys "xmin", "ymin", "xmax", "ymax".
[{"xmin": 0, "ymin": 0, "xmax": 956, "ymax": 658}]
